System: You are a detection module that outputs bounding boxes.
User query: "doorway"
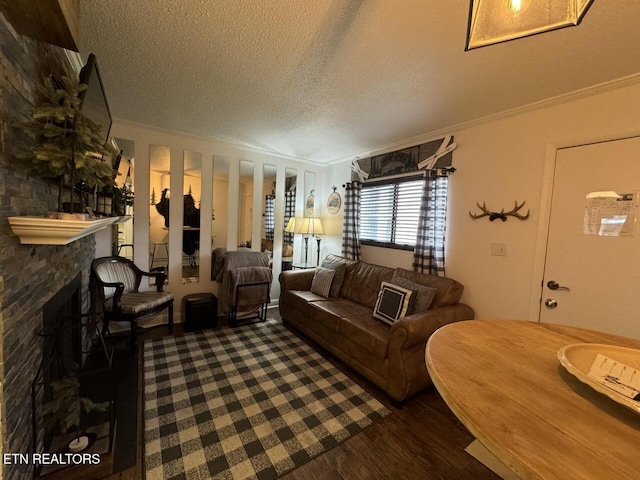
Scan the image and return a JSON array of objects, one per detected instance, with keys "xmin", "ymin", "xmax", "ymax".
[{"xmin": 540, "ymin": 136, "xmax": 640, "ymax": 339}]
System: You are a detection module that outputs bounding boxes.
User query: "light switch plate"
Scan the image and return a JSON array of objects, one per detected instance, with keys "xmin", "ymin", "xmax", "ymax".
[{"xmin": 491, "ymin": 243, "xmax": 507, "ymax": 256}]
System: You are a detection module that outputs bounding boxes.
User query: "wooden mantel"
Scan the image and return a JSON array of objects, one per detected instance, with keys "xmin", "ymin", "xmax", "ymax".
[
  {"xmin": 7, "ymin": 216, "xmax": 125, "ymax": 245},
  {"xmin": 0, "ymin": 0, "xmax": 80, "ymax": 52}
]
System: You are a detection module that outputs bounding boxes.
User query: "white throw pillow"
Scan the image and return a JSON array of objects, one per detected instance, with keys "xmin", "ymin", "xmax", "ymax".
[{"xmin": 373, "ymin": 281, "xmax": 413, "ymax": 325}]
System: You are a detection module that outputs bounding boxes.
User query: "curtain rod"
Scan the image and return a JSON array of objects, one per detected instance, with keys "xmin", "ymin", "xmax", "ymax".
[
  {"xmin": 364, "ymin": 170, "xmax": 426, "ymax": 183},
  {"xmin": 343, "ymin": 167, "xmax": 455, "ymax": 188},
  {"xmin": 352, "ymin": 171, "xmax": 426, "ymax": 186}
]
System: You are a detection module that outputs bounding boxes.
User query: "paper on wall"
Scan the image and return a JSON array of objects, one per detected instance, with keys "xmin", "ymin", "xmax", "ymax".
[{"xmin": 583, "ymin": 191, "xmax": 638, "ymax": 237}]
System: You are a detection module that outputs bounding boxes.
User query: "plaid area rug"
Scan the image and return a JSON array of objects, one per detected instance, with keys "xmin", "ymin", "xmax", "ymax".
[{"xmin": 143, "ymin": 318, "xmax": 390, "ymax": 480}]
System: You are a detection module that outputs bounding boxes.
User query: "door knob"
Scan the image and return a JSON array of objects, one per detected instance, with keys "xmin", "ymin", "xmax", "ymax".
[
  {"xmin": 547, "ymin": 281, "xmax": 570, "ymax": 291},
  {"xmin": 544, "ymin": 298, "xmax": 558, "ymax": 309}
]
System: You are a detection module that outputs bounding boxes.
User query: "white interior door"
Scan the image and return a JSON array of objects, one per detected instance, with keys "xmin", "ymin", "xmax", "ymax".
[{"xmin": 541, "ymin": 136, "xmax": 640, "ymax": 339}]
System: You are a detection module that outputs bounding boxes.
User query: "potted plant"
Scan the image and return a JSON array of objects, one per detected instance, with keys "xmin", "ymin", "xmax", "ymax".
[
  {"xmin": 15, "ymin": 75, "xmax": 117, "ymax": 217},
  {"xmin": 41, "ymin": 376, "xmax": 109, "ymax": 452}
]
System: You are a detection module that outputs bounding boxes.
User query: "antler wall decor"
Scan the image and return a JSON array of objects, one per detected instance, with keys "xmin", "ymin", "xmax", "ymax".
[{"xmin": 469, "ymin": 201, "xmax": 530, "ymax": 222}]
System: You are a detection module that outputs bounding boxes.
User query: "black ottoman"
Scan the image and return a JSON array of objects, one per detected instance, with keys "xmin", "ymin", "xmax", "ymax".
[{"xmin": 183, "ymin": 293, "xmax": 218, "ymax": 332}]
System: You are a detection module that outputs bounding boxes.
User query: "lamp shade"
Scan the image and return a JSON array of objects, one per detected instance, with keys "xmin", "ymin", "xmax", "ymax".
[
  {"xmin": 296, "ymin": 217, "xmax": 324, "ymax": 235},
  {"xmin": 466, "ymin": 0, "xmax": 594, "ymax": 50},
  {"xmin": 284, "ymin": 217, "xmax": 297, "ymax": 233}
]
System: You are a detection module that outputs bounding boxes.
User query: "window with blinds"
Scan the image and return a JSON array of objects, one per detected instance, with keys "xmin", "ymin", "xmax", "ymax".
[{"xmin": 360, "ymin": 176, "xmax": 424, "ymax": 250}]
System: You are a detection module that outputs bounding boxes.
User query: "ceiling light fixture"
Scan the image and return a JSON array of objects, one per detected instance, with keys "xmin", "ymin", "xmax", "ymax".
[{"xmin": 465, "ymin": 0, "xmax": 594, "ymax": 50}]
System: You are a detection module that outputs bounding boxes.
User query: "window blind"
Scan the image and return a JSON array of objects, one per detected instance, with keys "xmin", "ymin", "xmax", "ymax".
[{"xmin": 360, "ymin": 178, "xmax": 424, "ymax": 248}]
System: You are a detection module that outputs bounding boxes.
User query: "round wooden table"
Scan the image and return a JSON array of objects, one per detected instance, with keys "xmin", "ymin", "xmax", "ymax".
[{"xmin": 426, "ymin": 320, "xmax": 640, "ymax": 480}]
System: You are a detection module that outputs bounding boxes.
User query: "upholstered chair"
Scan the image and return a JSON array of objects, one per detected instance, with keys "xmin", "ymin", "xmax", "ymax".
[
  {"xmin": 91, "ymin": 256, "xmax": 174, "ymax": 352},
  {"xmin": 214, "ymin": 250, "xmax": 272, "ymax": 325}
]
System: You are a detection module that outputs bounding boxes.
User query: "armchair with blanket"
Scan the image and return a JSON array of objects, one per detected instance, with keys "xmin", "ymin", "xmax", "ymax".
[{"xmin": 212, "ymin": 248, "xmax": 273, "ymax": 324}]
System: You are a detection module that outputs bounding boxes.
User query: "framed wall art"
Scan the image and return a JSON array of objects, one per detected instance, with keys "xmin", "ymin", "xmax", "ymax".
[
  {"xmin": 327, "ymin": 187, "xmax": 341, "ymax": 215},
  {"xmin": 305, "ymin": 190, "xmax": 315, "ymax": 216}
]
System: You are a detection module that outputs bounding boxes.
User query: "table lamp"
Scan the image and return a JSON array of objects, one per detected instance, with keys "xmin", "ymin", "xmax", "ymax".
[
  {"xmin": 284, "ymin": 217, "xmax": 296, "ymax": 234},
  {"xmin": 297, "ymin": 217, "xmax": 324, "ymax": 265}
]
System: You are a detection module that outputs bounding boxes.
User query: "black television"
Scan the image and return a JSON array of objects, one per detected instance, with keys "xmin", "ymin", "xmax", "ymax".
[{"xmin": 78, "ymin": 53, "xmax": 112, "ymax": 146}]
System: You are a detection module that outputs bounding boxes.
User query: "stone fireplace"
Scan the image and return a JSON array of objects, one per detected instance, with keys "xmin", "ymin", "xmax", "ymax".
[
  {"xmin": 0, "ymin": 239, "xmax": 94, "ymax": 480},
  {"xmin": 0, "ymin": 12, "xmax": 96, "ymax": 480}
]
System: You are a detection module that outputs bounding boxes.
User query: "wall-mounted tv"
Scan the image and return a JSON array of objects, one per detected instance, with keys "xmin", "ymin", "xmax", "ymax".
[{"xmin": 78, "ymin": 53, "xmax": 112, "ymax": 145}]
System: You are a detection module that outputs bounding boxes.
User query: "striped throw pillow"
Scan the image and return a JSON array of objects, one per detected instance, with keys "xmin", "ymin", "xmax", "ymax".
[{"xmin": 310, "ymin": 267, "xmax": 336, "ymax": 298}]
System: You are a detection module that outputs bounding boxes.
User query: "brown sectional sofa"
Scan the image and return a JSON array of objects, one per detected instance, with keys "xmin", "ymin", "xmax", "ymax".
[{"xmin": 279, "ymin": 254, "xmax": 474, "ymax": 402}]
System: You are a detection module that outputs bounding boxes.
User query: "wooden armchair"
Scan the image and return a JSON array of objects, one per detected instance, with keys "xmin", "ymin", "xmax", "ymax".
[{"xmin": 91, "ymin": 256, "xmax": 174, "ymax": 352}]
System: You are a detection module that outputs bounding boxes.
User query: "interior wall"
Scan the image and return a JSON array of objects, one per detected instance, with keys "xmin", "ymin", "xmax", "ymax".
[
  {"xmin": 449, "ymin": 81, "xmax": 640, "ymax": 320},
  {"xmin": 109, "ymin": 121, "xmax": 318, "ymax": 312},
  {"xmin": 319, "ymin": 162, "xmax": 351, "ymax": 259},
  {"xmin": 112, "ymin": 80, "xmax": 640, "ymax": 323},
  {"xmin": 325, "ymin": 80, "xmax": 640, "ymax": 321}
]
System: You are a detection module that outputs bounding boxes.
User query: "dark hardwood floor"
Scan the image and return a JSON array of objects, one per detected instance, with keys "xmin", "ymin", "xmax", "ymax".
[{"xmin": 59, "ymin": 309, "xmax": 499, "ymax": 480}]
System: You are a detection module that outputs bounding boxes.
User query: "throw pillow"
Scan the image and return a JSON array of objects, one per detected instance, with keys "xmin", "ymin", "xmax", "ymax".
[
  {"xmin": 373, "ymin": 282, "xmax": 413, "ymax": 325},
  {"xmin": 311, "ymin": 267, "xmax": 336, "ymax": 298},
  {"xmin": 320, "ymin": 258, "xmax": 347, "ymax": 297},
  {"xmin": 390, "ymin": 277, "xmax": 437, "ymax": 314}
]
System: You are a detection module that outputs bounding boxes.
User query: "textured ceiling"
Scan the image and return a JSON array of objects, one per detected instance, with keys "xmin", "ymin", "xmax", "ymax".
[{"xmin": 80, "ymin": 0, "xmax": 640, "ymax": 163}]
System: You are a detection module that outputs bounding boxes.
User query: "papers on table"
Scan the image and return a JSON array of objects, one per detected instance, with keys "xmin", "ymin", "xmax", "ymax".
[{"xmin": 587, "ymin": 353, "xmax": 640, "ymax": 401}]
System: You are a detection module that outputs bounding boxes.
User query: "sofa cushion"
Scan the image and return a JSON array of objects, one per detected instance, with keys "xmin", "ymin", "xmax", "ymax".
[
  {"xmin": 311, "ymin": 267, "xmax": 335, "ymax": 297},
  {"xmin": 389, "ymin": 276, "xmax": 437, "ymax": 314},
  {"xmin": 337, "ymin": 313, "xmax": 390, "ymax": 359},
  {"xmin": 283, "ymin": 290, "xmax": 326, "ymax": 314},
  {"xmin": 309, "ymin": 299, "xmax": 367, "ymax": 331},
  {"xmin": 373, "ymin": 282, "xmax": 413, "ymax": 325},
  {"xmin": 311, "ymin": 297, "xmax": 373, "ymax": 318},
  {"xmin": 340, "ymin": 261, "xmax": 394, "ymax": 309},
  {"xmin": 320, "ymin": 255, "xmax": 350, "ymax": 297},
  {"xmin": 323, "ymin": 254, "xmax": 357, "ymax": 269},
  {"xmin": 391, "ymin": 268, "xmax": 464, "ymax": 309}
]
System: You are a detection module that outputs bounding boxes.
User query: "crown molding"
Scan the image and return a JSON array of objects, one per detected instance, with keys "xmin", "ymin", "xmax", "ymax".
[
  {"xmin": 326, "ymin": 73, "xmax": 640, "ymax": 166},
  {"xmin": 111, "ymin": 118, "xmax": 320, "ymax": 166}
]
